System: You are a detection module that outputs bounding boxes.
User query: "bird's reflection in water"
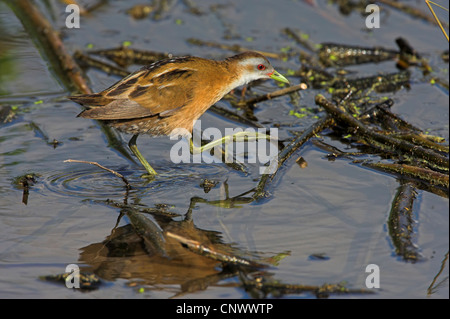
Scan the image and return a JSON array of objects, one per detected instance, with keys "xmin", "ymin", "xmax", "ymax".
[{"xmin": 78, "ymin": 186, "xmax": 271, "ymax": 297}]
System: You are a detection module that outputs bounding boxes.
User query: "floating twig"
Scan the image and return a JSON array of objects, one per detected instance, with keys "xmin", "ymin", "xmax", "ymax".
[{"xmin": 237, "ymin": 83, "xmax": 308, "ymax": 107}]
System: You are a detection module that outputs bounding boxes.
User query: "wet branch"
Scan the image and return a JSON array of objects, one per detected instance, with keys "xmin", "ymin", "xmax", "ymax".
[
  {"xmin": 363, "ymin": 162, "xmax": 449, "ymax": 190},
  {"xmin": 315, "ymin": 94, "xmax": 449, "ymax": 172},
  {"xmin": 237, "ymin": 83, "xmax": 308, "ymax": 107}
]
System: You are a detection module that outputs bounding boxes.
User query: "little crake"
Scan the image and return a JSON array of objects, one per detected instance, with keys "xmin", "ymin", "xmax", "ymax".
[{"xmin": 69, "ymin": 51, "xmax": 289, "ymax": 175}]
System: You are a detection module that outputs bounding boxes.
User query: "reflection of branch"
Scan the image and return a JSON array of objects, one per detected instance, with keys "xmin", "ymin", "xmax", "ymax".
[
  {"xmin": 387, "ymin": 181, "xmax": 421, "ymax": 262},
  {"xmin": 189, "ymin": 191, "xmax": 254, "ymax": 210},
  {"xmin": 428, "ymin": 251, "xmax": 449, "ymax": 296},
  {"xmin": 64, "ymin": 159, "xmax": 131, "ymax": 190},
  {"xmin": 13, "ymin": 174, "xmax": 38, "ymax": 205},
  {"xmin": 239, "ymin": 272, "xmax": 374, "ymax": 298},
  {"xmin": 74, "ymin": 50, "xmax": 129, "ymax": 77},
  {"xmin": 166, "ymin": 232, "xmax": 265, "ymax": 269},
  {"xmin": 126, "ymin": 208, "xmax": 167, "ymax": 256}
]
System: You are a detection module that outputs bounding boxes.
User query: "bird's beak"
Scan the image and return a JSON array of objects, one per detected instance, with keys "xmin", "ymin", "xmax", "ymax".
[{"xmin": 268, "ymin": 70, "xmax": 290, "ymax": 84}]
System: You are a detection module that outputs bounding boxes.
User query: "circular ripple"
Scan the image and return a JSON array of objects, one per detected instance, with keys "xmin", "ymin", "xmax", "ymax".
[
  {"xmin": 43, "ymin": 167, "xmax": 135, "ymax": 198},
  {"xmin": 42, "ymin": 162, "xmax": 231, "ymax": 199}
]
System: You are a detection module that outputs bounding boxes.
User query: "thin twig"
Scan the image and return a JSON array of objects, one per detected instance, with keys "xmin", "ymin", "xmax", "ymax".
[
  {"xmin": 64, "ymin": 159, "xmax": 131, "ymax": 189},
  {"xmin": 237, "ymin": 83, "xmax": 308, "ymax": 106}
]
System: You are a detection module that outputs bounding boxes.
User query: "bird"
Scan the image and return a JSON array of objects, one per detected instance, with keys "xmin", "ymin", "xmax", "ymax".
[{"xmin": 69, "ymin": 51, "xmax": 289, "ymax": 175}]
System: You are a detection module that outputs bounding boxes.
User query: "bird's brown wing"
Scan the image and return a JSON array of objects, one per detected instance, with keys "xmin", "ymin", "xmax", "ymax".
[{"xmin": 70, "ymin": 61, "xmax": 196, "ymax": 120}]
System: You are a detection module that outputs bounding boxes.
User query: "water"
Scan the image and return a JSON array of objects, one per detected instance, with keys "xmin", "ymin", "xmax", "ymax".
[{"xmin": 0, "ymin": 0, "xmax": 448, "ymax": 298}]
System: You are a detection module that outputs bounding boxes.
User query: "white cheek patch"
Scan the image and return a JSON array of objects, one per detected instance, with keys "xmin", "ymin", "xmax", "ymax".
[
  {"xmin": 237, "ymin": 71, "xmax": 266, "ymax": 86},
  {"xmin": 235, "ymin": 58, "xmax": 271, "ymax": 86}
]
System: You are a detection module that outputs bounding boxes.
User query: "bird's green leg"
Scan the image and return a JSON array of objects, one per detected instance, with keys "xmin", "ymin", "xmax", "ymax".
[
  {"xmin": 128, "ymin": 134, "xmax": 158, "ymax": 176},
  {"xmin": 189, "ymin": 131, "xmax": 272, "ymax": 154}
]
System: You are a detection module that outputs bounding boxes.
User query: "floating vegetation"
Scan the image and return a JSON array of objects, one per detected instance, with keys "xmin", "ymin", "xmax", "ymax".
[
  {"xmin": 318, "ymin": 43, "xmax": 398, "ymax": 67},
  {"xmin": 0, "ymin": 104, "xmax": 17, "ymax": 124},
  {"xmin": 12, "ymin": 173, "xmax": 39, "ymax": 205},
  {"xmin": 40, "ymin": 272, "xmax": 102, "ymax": 291}
]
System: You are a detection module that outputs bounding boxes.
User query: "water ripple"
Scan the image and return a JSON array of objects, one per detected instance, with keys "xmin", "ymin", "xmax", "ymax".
[
  {"xmin": 43, "ymin": 167, "xmax": 133, "ymax": 198},
  {"xmin": 41, "ymin": 163, "xmax": 230, "ymax": 199}
]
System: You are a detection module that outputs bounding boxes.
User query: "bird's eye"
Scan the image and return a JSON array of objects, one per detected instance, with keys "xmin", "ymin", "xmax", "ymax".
[{"xmin": 257, "ymin": 64, "xmax": 266, "ymax": 71}]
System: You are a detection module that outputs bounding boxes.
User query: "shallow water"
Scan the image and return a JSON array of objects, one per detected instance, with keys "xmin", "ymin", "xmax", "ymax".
[{"xmin": 0, "ymin": 0, "xmax": 448, "ymax": 298}]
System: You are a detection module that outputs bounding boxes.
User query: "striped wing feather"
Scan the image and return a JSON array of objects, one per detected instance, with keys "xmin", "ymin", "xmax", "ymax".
[{"xmin": 70, "ymin": 59, "xmax": 196, "ymax": 120}]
